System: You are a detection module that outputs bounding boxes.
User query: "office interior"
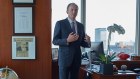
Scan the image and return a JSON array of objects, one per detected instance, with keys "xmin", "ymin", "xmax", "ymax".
[{"xmin": 0, "ymin": 0, "xmax": 140, "ymax": 79}]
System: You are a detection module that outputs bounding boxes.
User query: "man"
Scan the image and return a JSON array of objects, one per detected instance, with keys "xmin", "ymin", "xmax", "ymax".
[{"xmin": 52, "ymin": 3, "xmax": 91, "ymax": 79}]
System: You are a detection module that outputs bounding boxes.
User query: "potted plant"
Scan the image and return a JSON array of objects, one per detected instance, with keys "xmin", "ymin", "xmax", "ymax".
[{"xmin": 99, "ymin": 52, "xmax": 116, "ymax": 75}]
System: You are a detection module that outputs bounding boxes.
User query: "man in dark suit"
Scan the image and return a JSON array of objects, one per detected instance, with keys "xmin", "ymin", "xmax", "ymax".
[{"xmin": 52, "ymin": 3, "xmax": 91, "ymax": 79}]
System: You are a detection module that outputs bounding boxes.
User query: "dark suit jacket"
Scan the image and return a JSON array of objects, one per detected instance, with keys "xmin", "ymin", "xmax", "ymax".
[{"xmin": 53, "ymin": 18, "xmax": 90, "ymax": 67}]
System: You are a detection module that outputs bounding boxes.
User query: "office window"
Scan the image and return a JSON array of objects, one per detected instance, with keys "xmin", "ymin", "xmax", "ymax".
[
  {"xmin": 86, "ymin": 0, "xmax": 136, "ymax": 54},
  {"xmin": 51, "ymin": 0, "xmax": 81, "ymax": 48}
]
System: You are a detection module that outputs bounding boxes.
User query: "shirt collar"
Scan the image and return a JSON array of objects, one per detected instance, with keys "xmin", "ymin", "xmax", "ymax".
[{"xmin": 67, "ymin": 17, "xmax": 76, "ymax": 24}]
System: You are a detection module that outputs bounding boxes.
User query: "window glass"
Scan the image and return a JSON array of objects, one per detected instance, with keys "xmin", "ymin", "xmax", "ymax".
[{"xmin": 86, "ymin": 0, "xmax": 136, "ymax": 54}]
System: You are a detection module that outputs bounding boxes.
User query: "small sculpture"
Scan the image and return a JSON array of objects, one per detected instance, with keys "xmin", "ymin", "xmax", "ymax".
[{"xmin": 121, "ymin": 65, "xmax": 127, "ymax": 71}]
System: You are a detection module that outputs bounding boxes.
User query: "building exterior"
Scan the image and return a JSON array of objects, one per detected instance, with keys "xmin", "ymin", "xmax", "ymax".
[{"xmin": 95, "ymin": 28, "xmax": 107, "ymax": 49}]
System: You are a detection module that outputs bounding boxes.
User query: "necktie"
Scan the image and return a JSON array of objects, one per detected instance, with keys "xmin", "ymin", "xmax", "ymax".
[{"xmin": 72, "ymin": 22, "xmax": 76, "ymax": 33}]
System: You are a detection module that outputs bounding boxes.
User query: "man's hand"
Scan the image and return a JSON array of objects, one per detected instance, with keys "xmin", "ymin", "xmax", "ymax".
[
  {"xmin": 84, "ymin": 34, "xmax": 91, "ymax": 43},
  {"xmin": 67, "ymin": 32, "xmax": 79, "ymax": 43}
]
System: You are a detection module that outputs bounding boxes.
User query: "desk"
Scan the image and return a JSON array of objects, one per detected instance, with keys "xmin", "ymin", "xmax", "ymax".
[
  {"xmin": 52, "ymin": 60, "xmax": 140, "ymax": 79},
  {"xmin": 91, "ymin": 72, "xmax": 137, "ymax": 79},
  {"xmin": 80, "ymin": 67, "xmax": 138, "ymax": 79},
  {"xmin": 112, "ymin": 60, "xmax": 140, "ymax": 70}
]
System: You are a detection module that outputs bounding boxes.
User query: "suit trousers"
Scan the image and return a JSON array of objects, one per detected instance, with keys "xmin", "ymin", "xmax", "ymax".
[{"xmin": 59, "ymin": 56, "xmax": 81, "ymax": 79}]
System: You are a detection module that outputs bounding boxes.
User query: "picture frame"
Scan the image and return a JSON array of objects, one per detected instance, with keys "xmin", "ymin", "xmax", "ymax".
[
  {"xmin": 12, "ymin": 36, "xmax": 36, "ymax": 59},
  {"xmin": 13, "ymin": 6, "xmax": 34, "ymax": 35},
  {"xmin": 12, "ymin": 0, "xmax": 35, "ymax": 5},
  {"xmin": 52, "ymin": 48, "xmax": 58, "ymax": 60}
]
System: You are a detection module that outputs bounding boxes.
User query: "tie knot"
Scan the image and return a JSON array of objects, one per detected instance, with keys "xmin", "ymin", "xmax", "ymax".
[
  {"xmin": 72, "ymin": 21, "xmax": 74, "ymax": 24},
  {"xmin": 71, "ymin": 22, "xmax": 75, "ymax": 26}
]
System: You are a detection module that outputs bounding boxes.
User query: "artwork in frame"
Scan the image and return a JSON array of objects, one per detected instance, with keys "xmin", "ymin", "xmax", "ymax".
[
  {"xmin": 52, "ymin": 48, "xmax": 58, "ymax": 60},
  {"xmin": 12, "ymin": 36, "xmax": 36, "ymax": 59},
  {"xmin": 12, "ymin": 0, "xmax": 35, "ymax": 4},
  {"xmin": 13, "ymin": 6, "xmax": 34, "ymax": 35}
]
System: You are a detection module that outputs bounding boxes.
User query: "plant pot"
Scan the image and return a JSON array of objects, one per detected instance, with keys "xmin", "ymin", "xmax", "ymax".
[{"xmin": 100, "ymin": 64, "xmax": 113, "ymax": 75}]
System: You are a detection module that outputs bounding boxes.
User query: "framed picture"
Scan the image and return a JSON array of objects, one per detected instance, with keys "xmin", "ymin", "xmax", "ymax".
[
  {"xmin": 52, "ymin": 48, "xmax": 58, "ymax": 60},
  {"xmin": 13, "ymin": 6, "xmax": 34, "ymax": 35},
  {"xmin": 12, "ymin": 0, "xmax": 35, "ymax": 4},
  {"xmin": 12, "ymin": 36, "xmax": 36, "ymax": 59}
]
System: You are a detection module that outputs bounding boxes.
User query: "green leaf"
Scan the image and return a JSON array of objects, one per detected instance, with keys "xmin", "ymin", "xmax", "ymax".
[{"xmin": 99, "ymin": 52, "xmax": 116, "ymax": 64}]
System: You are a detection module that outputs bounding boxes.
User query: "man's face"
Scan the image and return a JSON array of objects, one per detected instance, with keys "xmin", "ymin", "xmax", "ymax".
[{"xmin": 67, "ymin": 4, "xmax": 78, "ymax": 20}]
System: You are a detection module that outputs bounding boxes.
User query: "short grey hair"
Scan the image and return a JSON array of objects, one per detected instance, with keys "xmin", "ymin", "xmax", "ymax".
[{"xmin": 67, "ymin": 3, "xmax": 78, "ymax": 11}]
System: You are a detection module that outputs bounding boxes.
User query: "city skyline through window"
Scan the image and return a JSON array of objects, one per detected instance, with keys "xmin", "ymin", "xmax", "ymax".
[{"xmin": 86, "ymin": 0, "xmax": 136, "ymax": 54}]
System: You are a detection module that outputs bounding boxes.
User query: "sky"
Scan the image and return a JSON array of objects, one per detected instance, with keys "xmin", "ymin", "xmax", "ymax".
[{"xmin": 86, "ymin": 0, "xmax": 136, "ymax": 43}]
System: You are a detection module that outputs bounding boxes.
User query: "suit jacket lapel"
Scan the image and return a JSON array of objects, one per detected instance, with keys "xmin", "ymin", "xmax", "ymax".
[{"xmin": 65, "ymin": 18, "xmax": 73, "ymax": 32}]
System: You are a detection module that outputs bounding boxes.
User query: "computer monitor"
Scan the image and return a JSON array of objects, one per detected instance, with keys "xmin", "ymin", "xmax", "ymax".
[{"xmin": 88, "ymin": 41, "xmax": 104, "ymax": 64}]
